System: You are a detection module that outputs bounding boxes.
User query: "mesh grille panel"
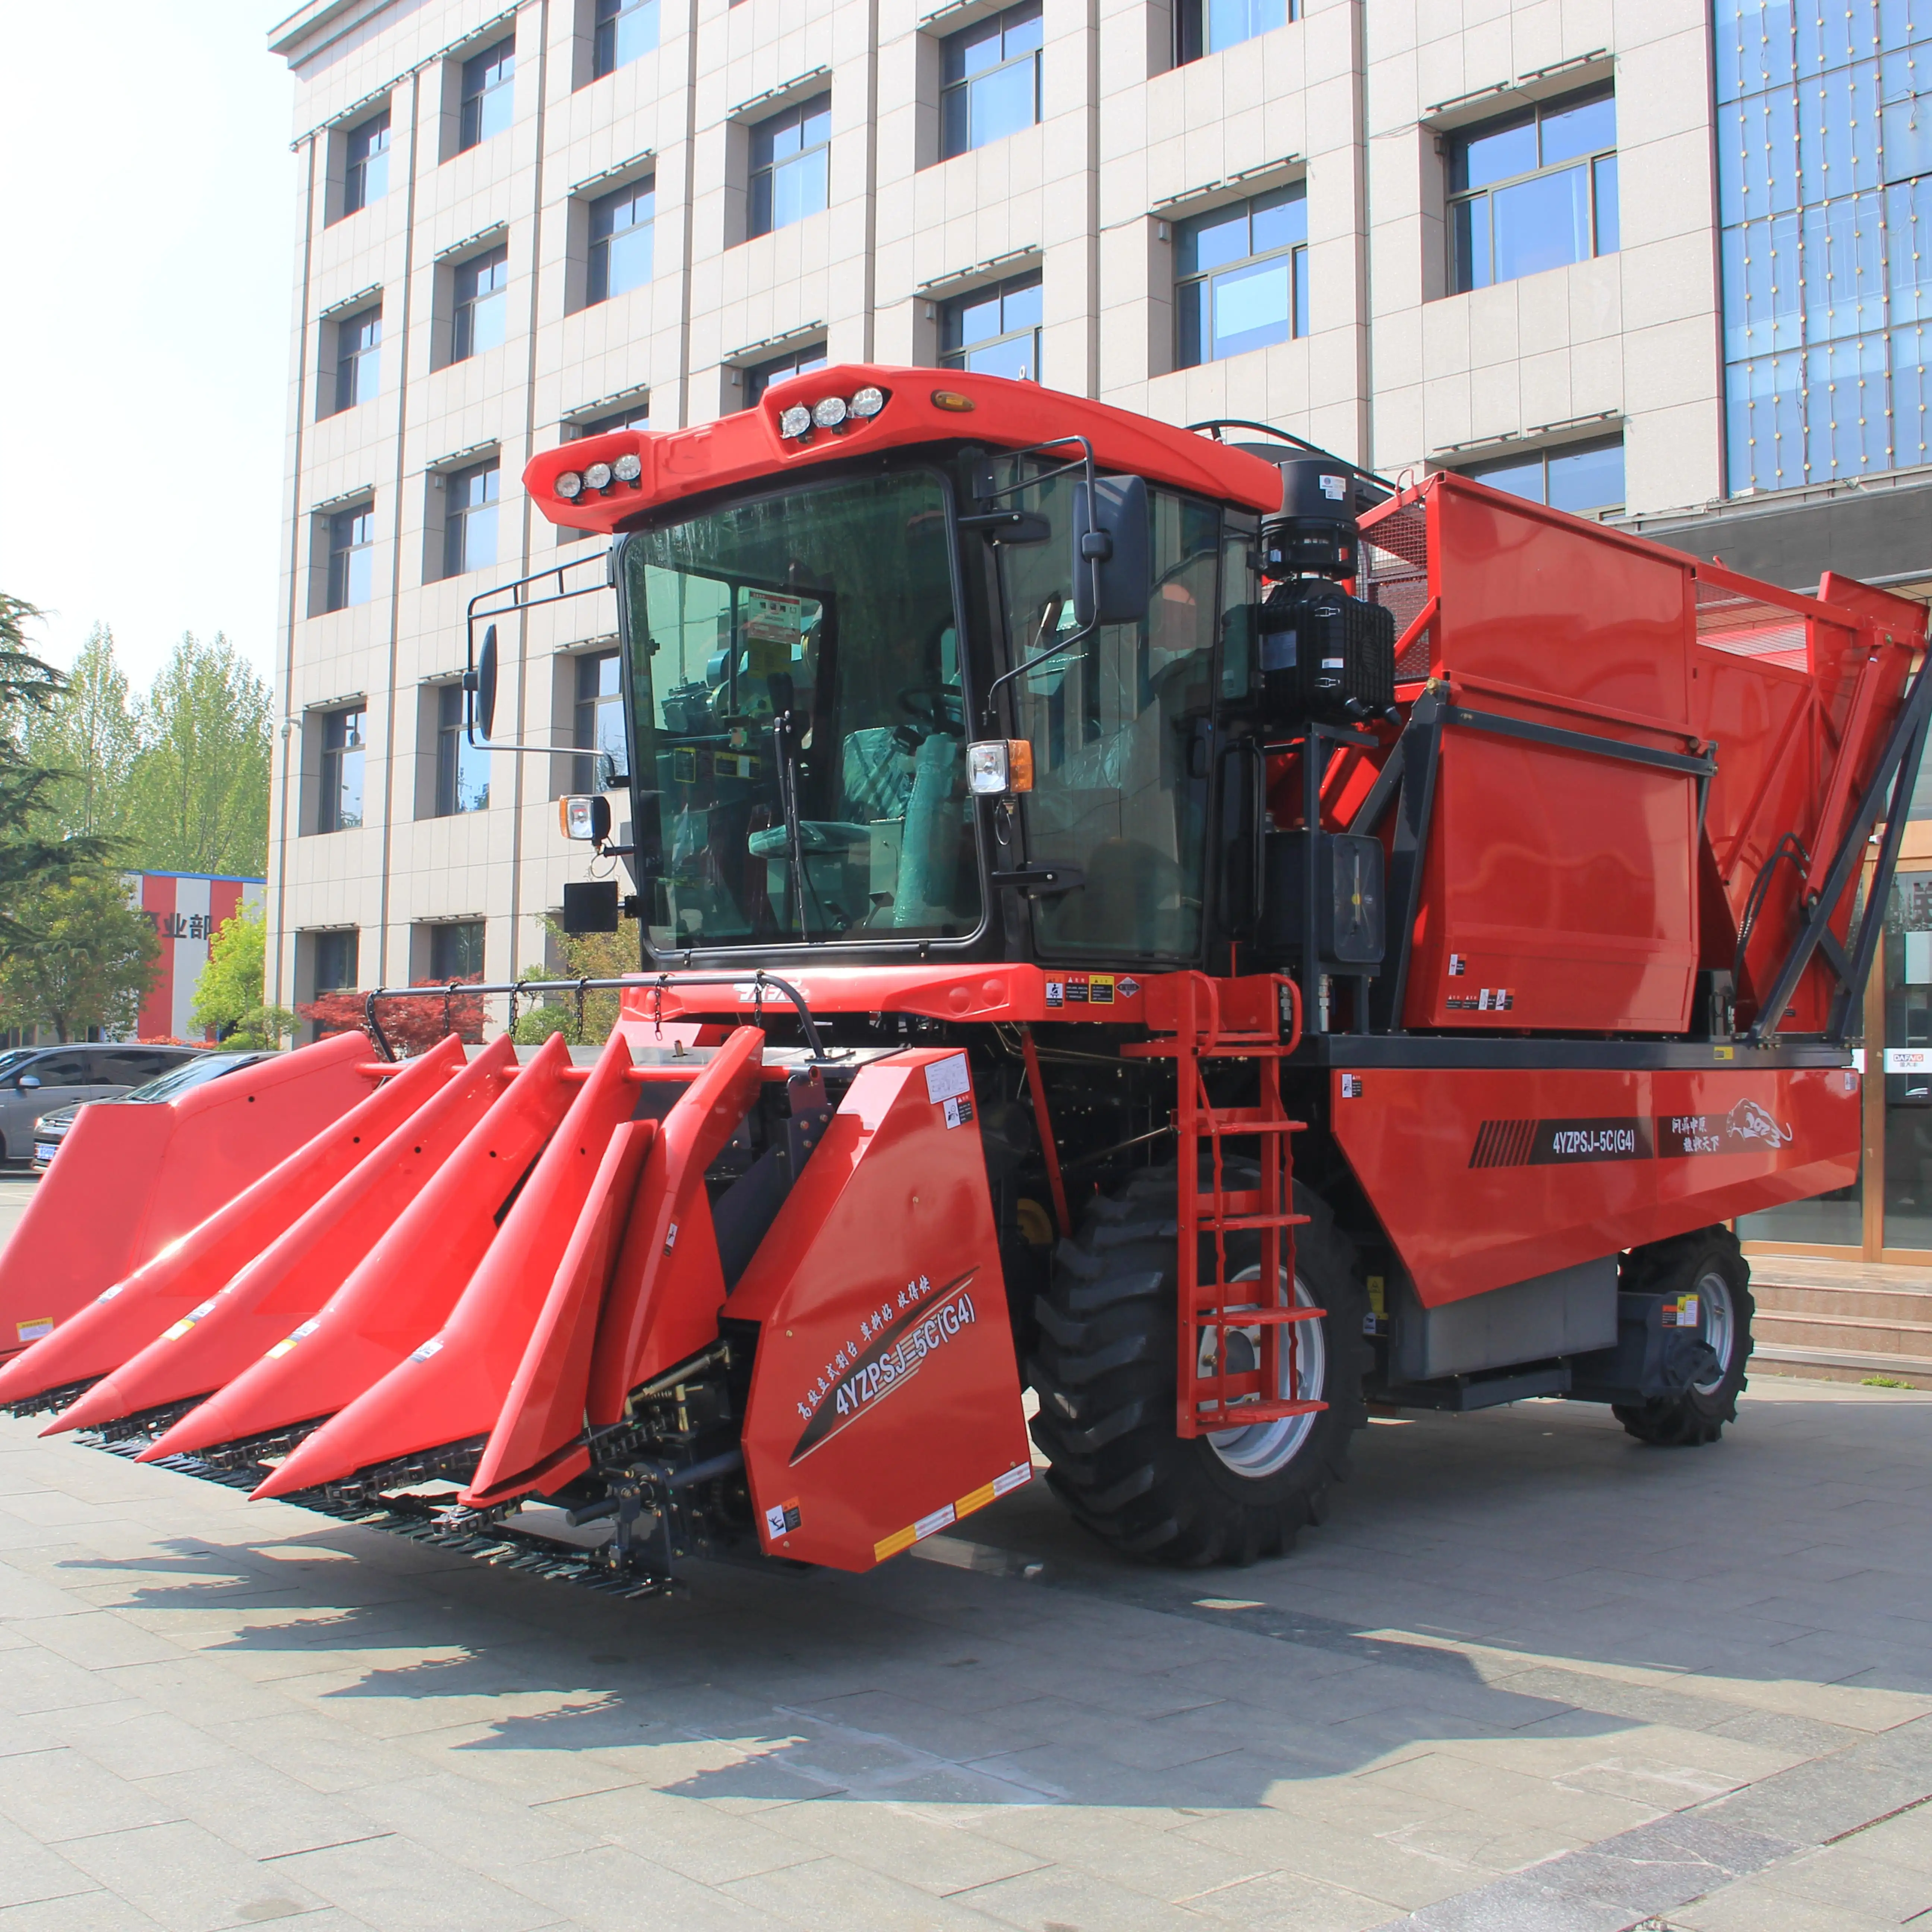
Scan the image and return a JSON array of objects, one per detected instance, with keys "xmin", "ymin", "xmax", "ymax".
[{"xmin": 1361, "ymin": 500, "xmax": 1432, "ymax": 679}]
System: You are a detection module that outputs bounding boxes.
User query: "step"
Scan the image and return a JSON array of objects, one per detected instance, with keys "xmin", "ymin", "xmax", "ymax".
[
  {"xmin": 1751, "ymin": 1342, "xmax": 1932, "ymax": 1390},
  {"xmin": 1751, "ymin": 1281, "xmax": 1932, "ymax": 1323},
  {"xmin": 1753, "ymin": 1308, "xmax": 1932, "ymax": 1355}
]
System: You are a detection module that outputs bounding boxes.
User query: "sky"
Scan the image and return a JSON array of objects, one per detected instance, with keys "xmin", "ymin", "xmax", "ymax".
[{"xmin": 0, "ymin": 5, "xmax": 297, "ymax": 687}]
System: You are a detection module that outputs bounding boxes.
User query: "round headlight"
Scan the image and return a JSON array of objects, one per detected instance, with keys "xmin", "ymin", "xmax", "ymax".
[
  {"xmin": 555, "ymin": 471, "xmax": 584, "ymax": 499},
  {"xmin": 584, "ymin": 460, "xmax": 613, "ymax": 490},
  {"xmin": 849, "ymin": 385, "xmax": 886, "ymax": 418},
  {"xmin": 778, "ymin": 404, "xmax": 812, "ymax": 439},
  {"xmin": 612, "ymin": 452, "xmax": 642, "ymax": 483},
  {"xmin": 812, "ymin": 395, "xmax": 848, "ymax": 429}
]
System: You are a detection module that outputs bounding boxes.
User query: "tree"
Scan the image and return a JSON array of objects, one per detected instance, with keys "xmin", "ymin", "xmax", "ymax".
[
  {"xmin": 0, "ymin": 867, "xmax": 160, "ymax": 1042},
  {"xmin": 125, "ymin": 634, "xmax": 272, "ymax": 879},
  {"xmin": 511, "ymin": 917, "xmax": 641, "ymax": 1045},
  {"xmin": 0, "ymin": 593, "xmax": 115, "ymax": 947},
  {"xmin": 189, "ymin": 902, "xmax": 295, "ymax": 1049},
  {"xmin": 21, "ymin": 625, "xmax": 140, "ymax": 847},
  {"xmin": 300, "ymin": 979, "xmax": 486, "ymax": 1057}
]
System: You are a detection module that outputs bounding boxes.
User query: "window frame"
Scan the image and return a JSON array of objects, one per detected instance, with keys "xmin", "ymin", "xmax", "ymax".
[
  {"xmin": 1446, "ymin": 85, "xmax": 1619, "ymax": 296},
  {"xmin": 743, "ymin": 343, "xmax": 828, "ymax": 407},
  {"xmin": 1458, "ymin": 433, "xmax": 1628, "ymax": 518},
  {"xmin": 1174, "ymin": 0, "xmax": 1294, "ymax": 66},
  {"xmin": 1174, "ymin": 182, "xmax": 1310, "ymax": 370},
  {"xmin": 588, "ymin": 177, "xmax": 655, "ymax": 304},
  {"xmin": 593, "ymin": 0, "xmax": 658, "ymax": 78},
  {"xmin": 442, "ymin": 459, "xmax": 501, "ymax": 580},
  {"xmin": 331, "ymin": 306, "xmax": 381, "ymax": 414},
  {"xmin": 939, "ymin": 1, "xmax": 1043, "ymax": 162},
  {"xmin": 451, "ymin": 244, "xmax": 509, "ymax": 362},
  {"xmin": 341, "ymin": 109, "xmax": 391, "ymax": 216},
  {"xmin": 311, "ymin": 928, "xmax": 359, "ymax": 994},
  {"xmin": 427, "ymin": 920, "xmax": 486, "ymax": 981},
  {"xmin": 325, "ymin": 503, "xmax": 375, "ymax": 613},
  {"xmin": 940, "ymin": 269, "xmax": 1044, "ymax": 381},
  {"xmin": 572, "ymin": 648, "xmax": 627, "ymax": 792},
  {"xmin": 317, "ymin": 707, "xmax": 367, "ymax": 834},
  {"xmin": 434, "ymin": 683, "xmax": 492, "ymax": 816},
  {"xmin": 458, "ymin": 37, "xmax": 516, "ymax": 152},
  {"xmin": 748, "ymin": 93, "xmax": 832, "ymax": 239}
]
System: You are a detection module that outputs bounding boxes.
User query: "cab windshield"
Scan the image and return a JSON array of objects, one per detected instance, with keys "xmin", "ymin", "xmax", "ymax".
[{"xmin": 619, "ymin": 469, "xmax": 981, "ymax": 952}]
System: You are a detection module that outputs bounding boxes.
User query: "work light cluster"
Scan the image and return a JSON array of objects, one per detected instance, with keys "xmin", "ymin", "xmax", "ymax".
[
  {"xmin": 553, "ymin": 451, "xmax": 643, "ymax": 501},
  {"xmin": 777, "ymin": 385, "xmax": 887, "ymax": 441}
]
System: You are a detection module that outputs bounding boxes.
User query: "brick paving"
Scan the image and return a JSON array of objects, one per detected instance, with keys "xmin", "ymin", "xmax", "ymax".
[{"xmin": 1, "ymin": 1168, "xmax": 1929, "ymax": 1931}]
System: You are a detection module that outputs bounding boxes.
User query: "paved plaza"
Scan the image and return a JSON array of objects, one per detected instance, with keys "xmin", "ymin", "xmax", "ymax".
[{"xmin": 1, "ymin": 1162, "xmax": 1929, "ymax": 1932}]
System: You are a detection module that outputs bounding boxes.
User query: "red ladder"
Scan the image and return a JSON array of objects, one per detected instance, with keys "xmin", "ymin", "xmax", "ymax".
[{"xmin": 1124, "ymin": 974, "xmax": 1325, "ymax": 1439}]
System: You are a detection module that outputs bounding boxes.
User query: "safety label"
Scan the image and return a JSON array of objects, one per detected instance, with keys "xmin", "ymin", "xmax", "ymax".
[
  {"xmin": 1661, "ymin": 1294, "xmax": 1702, "ymax": 1328},
  {"xmin": 925, "ymin": 1054, "xmax": 971, "ymax": 1104},
  {"xmin": 942, "ymin": 1095, "xmax": 975, "ymax": 1130},
  {"xmin": 14, "ymin": 1317, "xmax": 51, "ymax": 1345},
  {"xmin": 764, "ymin": 1497, "xmax": 802, "ymax": 1540},
  {"xmin": 1044, "ymin": 973, "xmax": 1115, "ymax": 1008}
]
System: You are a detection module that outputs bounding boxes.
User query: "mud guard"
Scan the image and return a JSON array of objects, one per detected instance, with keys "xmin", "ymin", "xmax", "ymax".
[{"xmin": 733, "ymin": 1048, "xmax": 1032, "ymax": 1570}]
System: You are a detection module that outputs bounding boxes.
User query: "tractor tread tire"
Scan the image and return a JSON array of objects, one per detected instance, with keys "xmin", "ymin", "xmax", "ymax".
[
  {"xmin": 1611, "ymin": 1226, "xmax": 1754, "ymax": 1448},
  {"xmin": 1026, "ymin": 1161, "xmax": 1370, "ymax": 1568}
]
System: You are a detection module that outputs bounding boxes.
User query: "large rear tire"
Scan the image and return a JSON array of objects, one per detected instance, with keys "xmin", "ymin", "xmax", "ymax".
[
  {"xmin": 1612, "ymin": 1227, "xmax": 1754, "ymax": 1448},
  {"xmin": 1027, "ymin": 1164, "xmax": 1370, "ymax": 1566}
]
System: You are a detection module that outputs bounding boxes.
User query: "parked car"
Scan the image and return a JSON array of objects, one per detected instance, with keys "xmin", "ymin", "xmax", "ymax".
[
  {"xmin": 0, "ymin": 1045, "xmax": 208, "ymax": 1166},
  {"xmin": 30, "ymin": 1051, "xmax": 275, "ymax": 1171}
]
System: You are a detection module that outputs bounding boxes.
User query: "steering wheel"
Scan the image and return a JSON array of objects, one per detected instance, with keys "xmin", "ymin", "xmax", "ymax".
[{"xmin": 895, "ymin": 686, "xmax": 964, "ymax": 738}]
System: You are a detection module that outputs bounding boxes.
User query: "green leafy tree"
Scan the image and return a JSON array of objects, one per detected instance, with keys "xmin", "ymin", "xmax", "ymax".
[
  {"xmin": 511, "ymin": 916, "xmax": 641, "ymax": 1045},
  {"xmin": 125, "ymin": 634, "xmax": 272, "ymax": 878},
  {"xmin": 189, "ymin": 902, "xmax": 294, "ymax": 1049},
  {"xmin": 0, "ymin": 867, "xmax": 160, "ymax": 1042},
  {"xmin": 0, "ymin": 593, "xmax": 115, "ymax": 946},
  {"xmin": 22, "ymin": 624, "xmax": 140, "ymax": 847}
]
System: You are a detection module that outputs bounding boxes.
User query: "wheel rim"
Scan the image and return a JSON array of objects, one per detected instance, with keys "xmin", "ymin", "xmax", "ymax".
[
  {"xmin": 1200, "ymin": 1263, "xmax": 1327, "ymax": 1478},
  {"xmin": 1694, "ymin": 1268, "xmax": 1736, "ymax": 1396}
]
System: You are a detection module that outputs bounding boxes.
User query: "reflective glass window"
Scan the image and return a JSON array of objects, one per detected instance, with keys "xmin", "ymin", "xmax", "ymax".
[
  {"xmin": 940, "ymin": 3, "xmax": 1042, "ymax": 160},
  {"xmin": 593, "ymin": 0, "xmax": 657, "ymax": 78},
  {"xmin": 318, "ymin": 708, "xmax": 365, "ymax": 833},
  {"xmin": 435, "ymin": 684, "xmax": 491, "ymax": 816},
  {"xmin": 459, "ymin": 38, "xmax": 515, "ymax": 151},
  {"xmin": 443, "ymin": 461, "xmax": 500, "ymax": 578},
  {"xmin": 1175, "ymin": 183, "xmax": 1308, "ymax": 367},
  {"xmin": 342, "ymin": 110, "xmax": 390, "ymax": 215},
  {"xmin": 331, "ymin": 306, "xmax": 381, "ymax": 413},
  {"xmin": 940, "ymin": 270, "xmax": 1043, "ymax": 380},
  {"xmin": 326, "ymin": 504, "xmax": 375, "ymax": 612},
  {"xmin": 452, "ymin": 245, "xmax": 509, "ymax": 361},
  {"xmin": 749, "ymin": 94, "xmax": 831, "ymax": 237}
]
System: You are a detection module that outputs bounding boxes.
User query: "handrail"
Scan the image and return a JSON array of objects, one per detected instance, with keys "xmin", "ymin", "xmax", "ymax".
[{"xmin": 359, "ymin": 971, "xmax": 829, "ymax": 1064}]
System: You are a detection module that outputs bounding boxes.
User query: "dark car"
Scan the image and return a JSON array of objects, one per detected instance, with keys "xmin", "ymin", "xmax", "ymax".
[
  {"xmin": 30, "ymin": 1050, "xmax": 276, "ymax": 1171},
  {"xmin": 5, "ymin": 1045, "xmax": 212, "ymax": 1167}
]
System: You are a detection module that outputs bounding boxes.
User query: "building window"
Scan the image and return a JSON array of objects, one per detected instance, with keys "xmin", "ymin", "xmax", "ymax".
[
  {"xmin": 318, "ymin": 708, "xmax": 366, "ymax": 833},
  {"xmin": 1176, "ymin": 183, "xmax": 1308, "ymax": 369},
  {"xmin": 458, "ymin": 38, "xmax": 515, "ymax": 152},
  {"xmin": 452, "ymin": 245, "xmax": 509, "ymax": 361},
  {"xmin": 589, "ymin": 178, "xmax": 654, "ymax": 303},
  {"xmin": 941, "ymin": 271, "xmax": 1042, "ymax": 380},
  {"xmin": 435, "ymin": 684, "xmax": 491, "ymax": 815},
  {"xmin": 940, "ymin": 3, "xmax": 1041, "ymax": 161},
  {"xmin": 428, "ymin": 921, "xmax": 486, "ymax": 980},
  {"xmin": 443, "ymin": 461, "xmax": 500, "ymax": 578},
  {"xmin": 1717, "ymin": 6, "xmax": 1931, "ymax": 493},
  {"xmin": 749, "ymin": 94, "xmax": 831, "ymax": 238},
  {"xmin": 1461, "ymin": 436, "xmax": 1626, "ymax": 517},
  {"xmin": 331, "ymin": 307, "xmax": 381, "ymax": 413},
  {"xmin": 325, "ymin": 505, "xmax": 375, "ymax": 612},
  {"xmin": 312, "ymin": 929, "xmax": 359, "ymax": 991},
  {"xmin": 743, "ymin": 343, "xmax": 828, "ymax": 406},
  {"xmin": 574, "ymin": 650, "xmax": 626, "ymax": 791},
  {"xmin": 341, "ymin": 110, "xmax": 390, "ymax": 215},
  {"xmin": 1449, "ymin": 87, "xmax": 1618, "ymax": 294},
  {"xmin": 1175, "ymin": 0, "xmax": 1293, "ymax": 64},
  {"xmin": 594, "ymin": 0, "xmax": 657, "ymax": 77}
]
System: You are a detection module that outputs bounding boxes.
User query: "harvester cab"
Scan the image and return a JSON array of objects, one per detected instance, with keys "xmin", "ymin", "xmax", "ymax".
[{"xmin": 3, "ymin": 364, "xmax": 1927, "ymax": 1592}]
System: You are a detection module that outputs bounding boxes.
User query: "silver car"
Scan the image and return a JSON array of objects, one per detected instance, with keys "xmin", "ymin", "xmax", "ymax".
[
  {"xmin": 0, "ymin": 1045, "xmax": 205, "ymax": 1164},
  {"xmin": 31, "ymin": 1051, "xmax": 274, "ymax": 1170}
]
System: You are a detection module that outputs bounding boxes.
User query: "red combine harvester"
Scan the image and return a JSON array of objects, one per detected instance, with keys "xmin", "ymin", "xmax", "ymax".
[{"xmin": 3, "ymin": 366, "xmax": 1925, "ymax": 1587}]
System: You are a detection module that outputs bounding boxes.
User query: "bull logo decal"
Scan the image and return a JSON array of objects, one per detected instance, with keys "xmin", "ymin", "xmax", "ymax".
[{"xmin": 1726, "ymin": 1098, "xmax": 1793, "ymax": 1149}]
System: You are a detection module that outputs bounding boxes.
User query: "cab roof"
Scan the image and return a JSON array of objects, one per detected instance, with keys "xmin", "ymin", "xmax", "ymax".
[{"xmin": 523, "ymin": 363, "xmax": 1284, "ymax": 534}]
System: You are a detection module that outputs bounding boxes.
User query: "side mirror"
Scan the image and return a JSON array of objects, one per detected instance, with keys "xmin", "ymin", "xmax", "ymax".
[
  {"xmin": 17, "ymin": 1075, "xmax": 41, "ymax": 1092},
  {"xmin": 1071, "ymin": 474, "xmax": 1150, "ymax": 630},
  {"xmin": 464, "ymin": 623, "xmax": 500, "ymax": 743}
]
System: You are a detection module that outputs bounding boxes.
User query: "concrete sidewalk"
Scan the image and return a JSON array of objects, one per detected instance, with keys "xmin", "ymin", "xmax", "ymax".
[{"xmin": 3, "ymin": 1363, "xmax": 1930, "ymax": 1931}]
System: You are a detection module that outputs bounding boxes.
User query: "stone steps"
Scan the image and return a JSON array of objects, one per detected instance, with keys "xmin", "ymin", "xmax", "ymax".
[{"xmin": 1745, "ymin": 1256, "xmax": 1932, "ymax": 1387}]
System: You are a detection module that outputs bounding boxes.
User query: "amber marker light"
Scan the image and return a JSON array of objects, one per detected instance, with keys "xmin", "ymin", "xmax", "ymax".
[{"xmin": 931, "ymin": 390, "xmax": 976, "ymax": 412}]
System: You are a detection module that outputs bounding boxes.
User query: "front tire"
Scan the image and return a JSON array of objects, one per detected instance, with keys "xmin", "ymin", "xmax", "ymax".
[
  {"xmin": 1027, "ymin": 1164, "xmax": 1370, "ymax": 1566},
  {"xmin": 1612, "ymin": 1227, "xmax": 1754, "ymax": 1447}
]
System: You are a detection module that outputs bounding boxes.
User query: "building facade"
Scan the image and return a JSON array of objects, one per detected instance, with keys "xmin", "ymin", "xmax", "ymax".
[{"xmin": 265, "ymin": 0, "xmax": 1931, "ymax": 1250}]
